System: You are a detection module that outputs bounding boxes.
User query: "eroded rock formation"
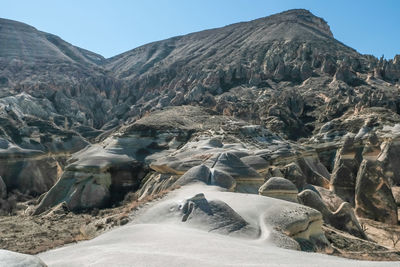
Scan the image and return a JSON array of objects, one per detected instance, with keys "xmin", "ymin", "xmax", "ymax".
[{"xmin": 1, "ymin": 8, "xmax": 400, "ymax": 260}]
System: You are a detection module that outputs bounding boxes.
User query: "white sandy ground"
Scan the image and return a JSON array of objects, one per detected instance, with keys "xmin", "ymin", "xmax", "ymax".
[
  {"xmin": 0, "ymin": 249, "xmax": 46, "ymax": 267},
  {"xmin": 39, "ymin": 184, "xmax": 399, "ymax": 266}
]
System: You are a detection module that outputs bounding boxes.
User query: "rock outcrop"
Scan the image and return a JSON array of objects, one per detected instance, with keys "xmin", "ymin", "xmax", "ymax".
[
  {"xmin": 280, "ymin": 162, "xmax": 307, "ymax": 190},
  {"xmin": 34, "ymin": 144, "xmax": 146, "ymax": 214},
  {"xmin": 330, "ymin": 136, "xmax": 362, "ymax": 205},
  {"xmin": 179, "ymin": 193, "xmax": 250, "ymax": 234},
  {"xmin": 298, "ymin": 189, "xmax": 366, "ymax": 239},
  {"xmin": 174, "ymin": 165, "xmax": 211, "ymax": 187},
  {"xmin": 211, "ymin": 152, "xmax": 263, "ymax": 193},
  {"xmin": 259, "ymin": 177, "xmax": 299, "ymax": 203},
  {"xmin": 297, "ymin": 156, "xmax": 330, "ymax": 188},
  {"xmin": 355, "ymin": 159, "xmax": 398, "ymax": 224},
  {"xmin": 211, "ymin": 169, "xmax": 236, "ymax": 191}
]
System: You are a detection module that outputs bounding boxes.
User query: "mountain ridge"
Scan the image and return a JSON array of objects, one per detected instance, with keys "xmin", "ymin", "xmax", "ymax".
[
  {"xmin": 0, "ymin": 17, "xmax": 104, "ymax": 65},
  {"xmin": 0, "ymin": 9, "xmax": 399, "ymax": 137}
]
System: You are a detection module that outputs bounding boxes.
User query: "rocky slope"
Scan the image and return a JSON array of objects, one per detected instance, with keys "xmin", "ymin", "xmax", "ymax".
[{"xmin": 1, "ymin": 8, "xmax": 400, "ymax": 265}]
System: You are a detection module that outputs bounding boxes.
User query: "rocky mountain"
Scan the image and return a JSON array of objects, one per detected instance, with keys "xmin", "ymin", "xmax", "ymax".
[
  {"xmin": 1, "ymin": 8, "xmax": 400, "ymax": 265},
  {"xmin": 0, "ymin": 18, "xmax": 103, "ymax": 64}
]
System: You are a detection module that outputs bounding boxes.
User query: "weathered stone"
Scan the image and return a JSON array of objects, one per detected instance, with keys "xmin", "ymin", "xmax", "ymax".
[
  {"xmin": 355, "ymin": 159, "xmax": 398, "ymax": 224},
  {"xmin": 174, "ymin": 165, "xmax": 211, "ymax": 187},
  {"xmin": 34, "ymin": 145, "xmax": 145, "ymax": 214},
  {"xmin": 281, "ymin": 162, "xmax": 306, "ymax": 190},
  {"xmin": 240, "ymin": 155, "xmax": 269, "ymax": 173},
  {"xmin": 330, "ymin": 136, "xmax": 363, "ymax": 205},
  {"xmin": 211, "ymin": 169, "xmax": 236, "ymax": 191},
  {"xmin": 259, "ymin": 177, "xmax": 299, "ymax": 203},
  {"xmin": 377, "ymin": 139, "xmax": 400, "ymax": 185},
  {"xmin": 313, "ymin": 186, "xmax": 344, "ymax": 212},
  {"xmin": 180, "ymin": 193, "xmax": 249, "ymax": 234},
  {"xmin": 297, "ymin": 156, "xmax": 330, "ymax": 188},
  {"xmin": 212, "ymin": 152, "xmax": 263, "ymax": 193},
  {"xmin": 298, "ymin": 189, "xmax": 366, "ymax": 239}
]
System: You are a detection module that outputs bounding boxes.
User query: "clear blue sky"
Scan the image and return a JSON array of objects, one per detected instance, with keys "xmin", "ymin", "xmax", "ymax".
[{"xmin": 1, "ymin": 0, "xmax": 399, "ymax": 59}]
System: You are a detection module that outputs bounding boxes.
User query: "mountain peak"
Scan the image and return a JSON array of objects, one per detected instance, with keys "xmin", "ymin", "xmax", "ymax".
[
  {"xmin": 261, "ymin": 9, "xmax": 333, "ymax": 38},
  {"xmin": 0, "ymin": 17, "xmax": 104, "ymax": 65},
  {"xmin": 0, "ymin": 17, "xmax": 37, "ymax": 32}
]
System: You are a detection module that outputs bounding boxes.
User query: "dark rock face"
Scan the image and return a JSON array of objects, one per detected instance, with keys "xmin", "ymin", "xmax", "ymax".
[{"xmin": 355, "ymin": 159, "xmax": 398, "ymax": 224}]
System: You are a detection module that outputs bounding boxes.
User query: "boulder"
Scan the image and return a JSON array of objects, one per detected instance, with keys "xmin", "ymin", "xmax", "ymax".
[
  {"xmin": 301, "ymin": 184, "xmax": 321, "ymax": 197},
  {"xmin": 0, "ymin": 249, "xmax": 47, "ymax": 267},
  {"xmin": 180, "ymin": 193, "xmax": 249, "ymax": 234},
  {"xmin": 0, "ymin": 195, "xmax": 17, "ymax": 215},
  {"xmin": 211, "ymin": 152, "xmax": 263, "ymax": 193},
  {"xmin": 211, "ymin": 169, "xmax": 236, "ymax": 191},
  {"xmin": 259, "ymin": 177, "xmax": 298, "ymax": 203},
  {"xmin": 174, "ymin": 165, "xmax": 211, "ymax": 187},
  {"xmin": 263, "ymin": 201, "xmax": 330, "ymax": 252},
  {"xmin": 331, "ymin": 202, "xmax": 367, "ymax": 239},
  {"xmin": 281, "ymin": 162, "xmax": 306, "ymax": 190},
  {"xmin": 313, "ymin": 186, "xmax": 344, "ymax": 212},
  {"xmin": 266, "ymin": 166, "xmax": 284, "ymax": 178},
  {"xmin": 0, "ymin": 175, "xmax": 6, "ymax": 199},
  {"xmin": 298, "ymin": 189, "xmax": 366, "ymax": 239},
  {"xmin": 355, "ymin": 159, "xmax": 398, "ymax": 224},
  {"xmin": 297, "ymin": 156, "xmax": 330, "ymax": 188}
]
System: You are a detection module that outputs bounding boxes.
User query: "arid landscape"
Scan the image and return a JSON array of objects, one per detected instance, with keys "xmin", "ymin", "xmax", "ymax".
[{"xmin": 1, "ymin": 7, "xmax": 400, "ymax": 266}]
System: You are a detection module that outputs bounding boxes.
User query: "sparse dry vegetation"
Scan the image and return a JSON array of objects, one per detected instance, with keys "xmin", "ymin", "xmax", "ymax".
[
  {"xmin": 0, "ymin": 186, "xmax": 180, "ymax": 255},
  {"xmin": 388, "ymin": 231, "xmax": 400, "ymax": 249},
  {"xmin": 360, "ymin": 222, "xmax": 368, "ymax": 233}
]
